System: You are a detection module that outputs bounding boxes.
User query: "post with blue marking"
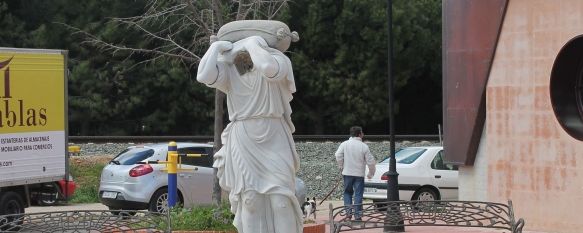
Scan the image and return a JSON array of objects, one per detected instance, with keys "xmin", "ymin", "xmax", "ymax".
[{"xmin": 167, "ymin": 141, "xmax": 178, "ymax": 208}]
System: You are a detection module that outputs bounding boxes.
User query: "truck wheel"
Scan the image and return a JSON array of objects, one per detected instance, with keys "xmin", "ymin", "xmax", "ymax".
[
  {"xmin": 0, "ymin": 191, "xmax": 25, "ymax": 231},
  {"xmin": 37, "ymin": 182, "xmax": 60, "ymax": 206}
]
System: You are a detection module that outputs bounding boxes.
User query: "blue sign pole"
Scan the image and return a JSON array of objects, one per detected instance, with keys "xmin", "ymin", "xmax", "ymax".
[{"xmin": 167, "ymin": 141, "xmax": 178, "ymax": 208}]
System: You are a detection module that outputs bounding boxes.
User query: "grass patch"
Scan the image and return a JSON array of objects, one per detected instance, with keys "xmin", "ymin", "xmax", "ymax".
[
  {"xmin": 68, "ymin": 156, "xmax": 110, "ymax": 203},
  {"xmin": 304, "ymin": 219, "xmax": 316, "ymax": 224},
  {"xmin": 163, "ymin": 204, "xmax": 236, "ymax": 231}
]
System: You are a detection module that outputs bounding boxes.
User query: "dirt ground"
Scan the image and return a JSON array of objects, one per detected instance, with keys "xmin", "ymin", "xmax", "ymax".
[{"xmin": 70, "ymin": 155, "xmax": 114, "ymax": 166}]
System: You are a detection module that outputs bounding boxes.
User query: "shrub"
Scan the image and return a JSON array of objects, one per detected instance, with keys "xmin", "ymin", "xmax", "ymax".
[
  {"xmin": 164, "ymin": 204, "xmax": 236, "ymax": 231},
  {"xmin": 69, "ymin": 157, "xmax": 107, "ymax": 203}
]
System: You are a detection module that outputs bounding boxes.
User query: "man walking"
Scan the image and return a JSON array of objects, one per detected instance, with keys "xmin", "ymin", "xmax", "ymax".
[{"xmin": 335, "ymin": 126, "xmax": 376, "ymax": 221}]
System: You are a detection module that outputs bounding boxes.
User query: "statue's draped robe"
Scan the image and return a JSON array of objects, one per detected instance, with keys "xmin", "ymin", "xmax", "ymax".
[{"xmin": 205, "ymin": 48, "xmax": 302, "ymax": 233}]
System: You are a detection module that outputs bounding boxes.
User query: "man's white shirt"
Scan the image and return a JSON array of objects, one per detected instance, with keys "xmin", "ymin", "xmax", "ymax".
[{"xmin": 335, "ymin": 137, "xmax": 376, "ymax": 178}]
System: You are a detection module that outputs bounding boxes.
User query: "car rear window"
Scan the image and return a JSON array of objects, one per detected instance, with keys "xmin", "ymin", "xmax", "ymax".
[
  {"xmin": 380, "ymin": 148, "xmax": 427, "ymax": 164},
  {"xmin": 111, "ymin": 148, "xmax": 155, "ymax": 165}
]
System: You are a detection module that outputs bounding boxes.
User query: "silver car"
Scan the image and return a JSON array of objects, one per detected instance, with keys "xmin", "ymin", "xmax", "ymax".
[{"xmin": 99, "ymin": 142, "xmax": 307, "ymax": 213}]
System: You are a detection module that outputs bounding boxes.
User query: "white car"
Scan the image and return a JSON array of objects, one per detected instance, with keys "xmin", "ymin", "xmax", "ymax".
[
  {"xmin": 99, "ymin": 142, "xmax": 215, "ymax": 213},
  {"xmin": 99, "ymin": 142, "xmax": 307, "ymax": 213},
  {"xmin": 363, "ymin": 146, "xmax": 458, "ymax": 204}
]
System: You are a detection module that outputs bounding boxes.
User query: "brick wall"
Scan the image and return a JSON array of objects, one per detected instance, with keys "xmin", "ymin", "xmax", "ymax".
[{"xmin": 461, "ymin": 0, "xmax": 583, "ymax": 232}]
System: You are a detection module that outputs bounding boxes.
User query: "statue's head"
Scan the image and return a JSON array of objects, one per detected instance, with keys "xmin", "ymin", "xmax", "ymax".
[{"xmin": 233, "ymin": 50, "xmax": 253, "ymax": 75}]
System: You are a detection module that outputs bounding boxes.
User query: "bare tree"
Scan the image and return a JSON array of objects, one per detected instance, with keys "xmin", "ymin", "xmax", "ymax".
[{"xmin": 68, "ymin": 0, "xmax": 290, "ymax": 206}]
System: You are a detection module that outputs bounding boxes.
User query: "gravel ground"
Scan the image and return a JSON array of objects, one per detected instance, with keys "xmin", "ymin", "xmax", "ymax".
[
  {"xmin": 71, "ymin": 140, "xmax": 440, "ymax": 200},
  {"xmin": 295, "ymin": 140, "xmax": 440, "ymax": 200}
]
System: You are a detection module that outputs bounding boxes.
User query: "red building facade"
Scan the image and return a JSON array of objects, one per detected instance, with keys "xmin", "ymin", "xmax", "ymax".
[{"xmin": 444, "ymin": 0, "xmax": 583, "ymax": 232}]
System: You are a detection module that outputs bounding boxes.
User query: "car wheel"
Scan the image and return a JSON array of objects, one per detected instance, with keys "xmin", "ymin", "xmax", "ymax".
[
  {"xmin": 0, "ymin": 192, "xmax": 25, "ymax": 231},
  {"xmin": 109, "ymin": 208, "xmax": 137, "ymax": 216},
  {"xmin": 372, "ymin": 199, "xmax": 388, "ymax": 212},
  {"xmin": 149, "ymin": 188, "xmax": 181, "ymax": 214},
  {"xmin": 411, "ymin": 188, "xmax": 439, "ymax": 212},
  {"xmin": 412, "ymin": 187, "xmax": 438, "ymax": 201}
]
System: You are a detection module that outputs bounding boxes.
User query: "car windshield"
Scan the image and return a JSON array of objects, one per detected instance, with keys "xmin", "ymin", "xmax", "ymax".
[
  {"xmin": 380, "ymin": 148, "xmax": 427, "ymax": 164},
  {"xmin": 111, "ymin": 148, "xmax": 155, "ymax": 165}
]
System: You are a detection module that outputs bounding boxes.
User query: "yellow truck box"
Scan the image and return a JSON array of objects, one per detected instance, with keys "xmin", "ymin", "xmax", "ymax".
[{"xmin": 0, "ymin": 48, "xmax": 68, "ymax": 216}]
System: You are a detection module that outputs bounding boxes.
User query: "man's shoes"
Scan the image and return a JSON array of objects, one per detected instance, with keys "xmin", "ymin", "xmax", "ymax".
[{"xmin": 353, "ymin": 217, "xmax": 362, "ymax": 222}]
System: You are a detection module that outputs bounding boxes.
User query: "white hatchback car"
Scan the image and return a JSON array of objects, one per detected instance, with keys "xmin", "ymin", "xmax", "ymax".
[
  {"xmin": 363, "ymin": 146, "xmax": 458, "ymax": 204},
  {"xmin": 99, "ymin": 142, "xmax": 215, "ymax": 213},
  {"xmin": 99, "ymin": 142, "xmax": 307, "ymax": 213}
]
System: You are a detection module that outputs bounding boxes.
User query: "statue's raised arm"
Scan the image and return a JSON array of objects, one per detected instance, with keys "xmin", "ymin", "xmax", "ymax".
[
  {"xmin": 235, "ymin": 36, "xmax": 282, "ymax": 78},
  {"xmin": 196, "ymin": 40, "xmax": 232, "ymax": 85}
]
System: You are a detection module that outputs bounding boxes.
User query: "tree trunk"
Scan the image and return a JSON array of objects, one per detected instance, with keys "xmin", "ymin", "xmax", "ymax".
[{"xmin": 212, "ymin": 90, "xmax": 226, "ymax": 206}]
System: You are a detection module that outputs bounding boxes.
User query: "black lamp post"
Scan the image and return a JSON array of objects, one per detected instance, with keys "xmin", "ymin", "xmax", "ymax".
[{"xmin": 385, "ymin": 0, "xmax": 404, "ymax": 232}]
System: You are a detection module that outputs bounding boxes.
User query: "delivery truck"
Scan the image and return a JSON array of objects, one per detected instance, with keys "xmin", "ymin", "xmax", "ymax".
[{"xmin": 0, "ymin": 48, "xmax": 68, "ymax": 216}]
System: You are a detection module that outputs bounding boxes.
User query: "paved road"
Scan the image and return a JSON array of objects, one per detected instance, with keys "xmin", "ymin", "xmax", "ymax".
[{"xmin": 26, "ymin": 203, "xmax": 108, "ymax": 213}]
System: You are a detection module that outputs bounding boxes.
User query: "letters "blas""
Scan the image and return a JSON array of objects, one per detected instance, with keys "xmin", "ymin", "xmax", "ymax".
[{"xmin": 0, "ymin": 57, "xmax": 47, "ymax": 127}]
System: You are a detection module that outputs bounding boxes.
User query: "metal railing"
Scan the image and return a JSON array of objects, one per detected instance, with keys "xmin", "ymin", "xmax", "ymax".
[
  {"xmin": 0, "ymin": 210, "xmax": 169, "ymax": 233},
  {"xmin": 69, "ymin": 134, "xmax": 439, "ymax": 143},
  {"xmin": 329, "ymin": 200, "xmax": 525, "ymax": 233}
]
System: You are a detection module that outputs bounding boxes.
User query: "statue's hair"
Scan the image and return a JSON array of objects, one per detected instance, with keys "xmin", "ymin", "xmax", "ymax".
[{"xmin": 234, "ymin": 51, "xmax": 253, "ymax": 75}]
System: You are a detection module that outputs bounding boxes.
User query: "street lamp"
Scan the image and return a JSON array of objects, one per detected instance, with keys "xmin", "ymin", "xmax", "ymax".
[{"xmin": 385, "ymin": 0, "xmax": 404, "ymax": 232}]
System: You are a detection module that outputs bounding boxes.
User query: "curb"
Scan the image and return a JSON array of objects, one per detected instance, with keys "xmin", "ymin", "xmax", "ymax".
[
  {"xmin": 129, "ymin": 223, "xmax": 326, "ymax": 233},
  {"xmin": 303, "ymin": 223, "xmax": 326, "ymax": 233},
  {"xmin": 170, "ymin": 231, "xmax": 237, "ymax": 233}
]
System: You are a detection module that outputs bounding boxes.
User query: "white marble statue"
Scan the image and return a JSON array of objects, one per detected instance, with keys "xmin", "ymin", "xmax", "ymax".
[{"xmin": 196, "ymin": 20, "xmax": 302, "ymax": 233}]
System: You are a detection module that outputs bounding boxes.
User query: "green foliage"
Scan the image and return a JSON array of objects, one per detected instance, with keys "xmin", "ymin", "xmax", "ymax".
[
  {"xmin": 68, "ymin": 159, "xmax": 105, "ymax": 203},
  {"xmin": 282, "ymin": 0, "xmax": 442, "ymax": 134},
  {"xmin": 0, "ymin": 0, "xmax": 443, "ymax": 135},
  {"xmin": 165, "ymin": 205, "xmax": 236, "ymax": 231},
  {"xmin": 69, "ymin": 182, "xmax": 99, "ymax": 203},
  {"xmin": 0, "ymin": 0, "xmax": 216, "ymax": 136}
]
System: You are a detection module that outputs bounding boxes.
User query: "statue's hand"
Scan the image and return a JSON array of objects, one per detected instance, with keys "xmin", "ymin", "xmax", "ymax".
[
  {"xmin": 220, "ymin": 40, "xmax": 246, "ymax": 64},
  {"xmin": 212, "ymin": 41, "xmax": 233, "ymax": 53}
]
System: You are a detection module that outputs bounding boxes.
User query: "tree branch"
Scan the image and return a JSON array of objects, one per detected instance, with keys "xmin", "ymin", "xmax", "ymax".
[{"xmin": 63, "ymin": 0, "xmax": 291, "ymax": 67}]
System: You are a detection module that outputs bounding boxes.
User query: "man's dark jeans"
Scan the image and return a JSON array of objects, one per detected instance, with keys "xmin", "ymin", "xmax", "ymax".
[{"xmin": 343, "ymin": 175, "xmax": 364, "ymax": 220}]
